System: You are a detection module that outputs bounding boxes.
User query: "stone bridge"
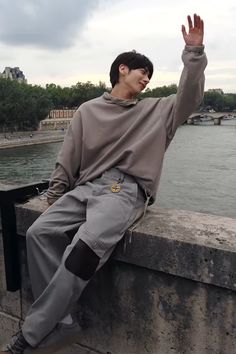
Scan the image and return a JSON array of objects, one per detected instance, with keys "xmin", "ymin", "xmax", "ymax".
[{"xmin": 187, "ymin": 112, "xmax": 236, "ymax": 125}]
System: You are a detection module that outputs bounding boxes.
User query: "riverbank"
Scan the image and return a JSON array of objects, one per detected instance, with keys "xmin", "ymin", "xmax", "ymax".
[{"xmin": 0, "ymin": 130, "xmax": 65, "ymax": 149}]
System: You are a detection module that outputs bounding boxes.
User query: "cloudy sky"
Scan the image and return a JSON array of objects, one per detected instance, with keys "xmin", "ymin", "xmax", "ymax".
[{"xmin": 0, "ymin": 0, "xmax": 235, "ymax": 92}]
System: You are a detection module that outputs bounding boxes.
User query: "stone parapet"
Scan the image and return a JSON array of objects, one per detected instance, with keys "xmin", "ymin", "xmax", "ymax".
[{"xmin": 0, "ymin": 196, "xmax": 235, "ymax": 353}]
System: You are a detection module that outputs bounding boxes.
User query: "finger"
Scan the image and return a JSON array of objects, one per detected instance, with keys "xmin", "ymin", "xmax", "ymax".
[
  {"xmin": 197, "ymin": 15, "xmax": 201, "ymax": 29},
  {"xmin": 194, "ymin": 14, "xmax": 200, "ymax": 29},
  {"xmin": 200, "ymin": 19, "xmax": 204, "ymax": 34},
  {"xmin": 187, "ymin": 15, "xmax": 193, "ymax": 30},
  {"xmin": 194, "ymin": 13, "xmax": 197, "ymax": 28}
]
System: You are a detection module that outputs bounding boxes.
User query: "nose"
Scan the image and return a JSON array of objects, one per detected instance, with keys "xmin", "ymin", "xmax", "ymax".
[{"xmin": 144, "ymin": 74, "xmax": 150, "ymax": 84}]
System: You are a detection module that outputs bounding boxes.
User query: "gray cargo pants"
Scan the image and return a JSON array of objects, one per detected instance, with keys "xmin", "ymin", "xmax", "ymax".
[{"xmin": 22, "ymin": 168, "xmax": 145, "ymax": 347}]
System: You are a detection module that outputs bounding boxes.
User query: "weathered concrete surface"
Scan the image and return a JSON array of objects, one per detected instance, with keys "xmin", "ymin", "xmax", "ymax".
[
  {"xmin": 115, "ymin": 207, "xmax": 236, "ymax": 291},
  {"xmin": 0, "ymin": 197, "xmax": 236, "ymax": 353},
  {"xmin": 16, "ymin": 197, "xmax": 236, "ymax": 290},
  {"xmin": 74, "ymin": 261, "xmax": 236, "ymax": 354}
]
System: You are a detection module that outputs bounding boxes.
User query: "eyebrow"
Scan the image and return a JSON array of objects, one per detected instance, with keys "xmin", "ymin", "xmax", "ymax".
[{"xmin": 140, "ymin": 67, "xmax": 150, "ymax": 77}]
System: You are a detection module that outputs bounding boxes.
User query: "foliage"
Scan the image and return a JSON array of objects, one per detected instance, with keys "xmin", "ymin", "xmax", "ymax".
[
  {"xmin": 45, "ymin": 81, "xmax": 107, "ymax": 108},
  {"xmin": 1, "ymin": 78, "xmax": 236, "ymax": 132},
  {"xmin": 202, "ymin": 89, "xmax": 236, "ymax": 112},
  {"xmin": 141, "ymin": 84, "xmax": 178, "ymax": 98},
  {"xmin": 0, "ymin": 78, "xmax": 52, "ymax": 132}
]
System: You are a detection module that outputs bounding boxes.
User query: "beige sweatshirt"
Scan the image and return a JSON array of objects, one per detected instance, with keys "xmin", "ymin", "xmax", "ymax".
[{"xmin": 46, "ymin": 45, "xmax": 207, "ymax": 205}]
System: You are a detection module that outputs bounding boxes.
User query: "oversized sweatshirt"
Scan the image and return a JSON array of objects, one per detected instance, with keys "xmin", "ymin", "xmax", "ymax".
[{"xmin": 46, "ymin": 45, "xmax": 207, "ymax": 205}]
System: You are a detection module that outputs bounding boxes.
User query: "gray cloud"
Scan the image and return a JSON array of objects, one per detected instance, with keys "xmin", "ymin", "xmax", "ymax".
[{"xmin": 0, "ymin": 0, "xmax": 101, "ymax": 50}]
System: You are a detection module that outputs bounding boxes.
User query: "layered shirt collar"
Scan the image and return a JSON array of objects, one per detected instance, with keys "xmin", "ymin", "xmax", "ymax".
[{"xmin": 102, "ymin": 92, "xmax": 139, "ymax": 107}]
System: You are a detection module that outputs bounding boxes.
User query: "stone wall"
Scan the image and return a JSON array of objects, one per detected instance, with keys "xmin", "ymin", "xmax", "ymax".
[{"xmin": 0, "ymin": 197, "xmax": 236, "ymax": 354}]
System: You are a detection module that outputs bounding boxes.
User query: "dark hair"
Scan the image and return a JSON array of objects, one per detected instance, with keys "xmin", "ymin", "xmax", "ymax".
[{"xmin": 109, "ymin": 50, "xmax": 154, "ymax": 88}]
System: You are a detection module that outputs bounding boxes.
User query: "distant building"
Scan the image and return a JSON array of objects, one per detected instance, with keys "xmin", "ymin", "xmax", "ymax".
[
  {"xmin": 39, "ymin": 109, "xmax": 77, "ymax": 131},
  {"xmin": 0, "ymin": 67, "xmax": 27, "ymax": 83},
  {"xmin": 48, "ymin": 109, "xmax": 76, "ymax": 119}
]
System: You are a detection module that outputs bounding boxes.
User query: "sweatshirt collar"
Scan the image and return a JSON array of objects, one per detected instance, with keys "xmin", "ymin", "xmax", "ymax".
[{"xmin": 102, "ymin": 92, "xmax": 139, "ymax": 107}]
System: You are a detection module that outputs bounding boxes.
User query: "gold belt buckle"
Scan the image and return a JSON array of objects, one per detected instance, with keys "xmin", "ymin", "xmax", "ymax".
[{"xmin": 111, "ymin": 182, "xmax": 121, "ymax": 193}]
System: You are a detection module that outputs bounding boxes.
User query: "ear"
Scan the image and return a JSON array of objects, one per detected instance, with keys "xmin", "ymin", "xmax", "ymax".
[{"xmin": 119, "ymin": 64, "xmax": 129, "ymax": 77}]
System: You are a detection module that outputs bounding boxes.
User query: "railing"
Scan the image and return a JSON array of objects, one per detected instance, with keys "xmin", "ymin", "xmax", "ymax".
[{"xmin": 0, "ymin": 181, "xmax": 49, "ymax": 291}]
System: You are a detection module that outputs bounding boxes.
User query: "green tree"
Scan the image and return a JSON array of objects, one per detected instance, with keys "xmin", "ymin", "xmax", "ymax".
[
  {"xmin": 0, "ymin": 78, "xmax": 52, "ymax": 132},
  {"xmin": 141, "ymin": 84, "xmax": 177, "ymax": 98},
  {"xmin": 202, "ymin": 90, "xmax": 225, "ymax": 111}
]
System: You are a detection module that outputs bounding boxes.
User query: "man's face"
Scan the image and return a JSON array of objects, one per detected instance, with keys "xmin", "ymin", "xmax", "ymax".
[{"xmin": 120, "ymin": 65, "xmax": 150, "ymax": 97}]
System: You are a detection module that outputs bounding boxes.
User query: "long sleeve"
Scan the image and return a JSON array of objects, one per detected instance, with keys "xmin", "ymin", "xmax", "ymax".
[
  {"xmin": 162, "ymin": 45, "xmax": 207, "ymax": 146},
  {"xmin": 46, "ymin": 110, "xmax": 83, "ymax": 204}
]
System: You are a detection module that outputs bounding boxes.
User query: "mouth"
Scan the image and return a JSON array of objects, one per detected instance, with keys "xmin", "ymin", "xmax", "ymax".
[{"xmin": 139, "ymin": 83, "xmax": 146, "ymax": 90}]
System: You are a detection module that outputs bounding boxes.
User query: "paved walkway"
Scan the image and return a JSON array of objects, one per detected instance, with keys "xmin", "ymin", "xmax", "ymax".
[{"xmin": 0, "ymin": 130, "xmax": 65, "ymax": 149}]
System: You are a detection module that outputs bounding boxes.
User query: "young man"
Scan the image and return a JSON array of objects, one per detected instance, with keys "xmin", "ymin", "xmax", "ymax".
[{"xmin": 2, "ymin": 13, "xmax": 207, "ymax": 354}]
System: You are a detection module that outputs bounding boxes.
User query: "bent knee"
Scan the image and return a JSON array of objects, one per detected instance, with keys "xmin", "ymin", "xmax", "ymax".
[
  {"xmin": 26, "ymin": 222, "xmax": 39, "ymax": 240},
  {"xmin": 65, "ymin": 240, "xmax": 100, "ymax": 281},
  {"xmin": 26, "ymin": 219, "xmax": 47, "ymax": 242}
]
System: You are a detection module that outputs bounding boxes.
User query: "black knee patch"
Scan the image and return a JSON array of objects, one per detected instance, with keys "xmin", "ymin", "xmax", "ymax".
[{"xmin": 65, "ymin": 239, "xmax": 100, "ymax": 280}]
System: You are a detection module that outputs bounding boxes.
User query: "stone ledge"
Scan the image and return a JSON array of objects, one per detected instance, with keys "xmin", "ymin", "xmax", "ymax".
[{"xmin": 15, "ymin": 197, "xmax": 236, "ymax": 291}]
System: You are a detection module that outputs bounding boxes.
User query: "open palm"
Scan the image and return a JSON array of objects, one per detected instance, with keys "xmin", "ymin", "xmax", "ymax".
[{"xmin": 182, "ymin": 14, "xmax": 204, "ymax": 46}]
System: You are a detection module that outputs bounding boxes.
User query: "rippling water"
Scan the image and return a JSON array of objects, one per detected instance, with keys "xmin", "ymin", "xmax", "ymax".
[
  {"xmin": 0, "ymin": 143, "xmax": 60, "ymax": 184},
  {"xmin": 158, "ymin": 124, "xmax": 236, "ymax": 218},
  {"xmin": 0, "ymin": 124, "xmax": 235, "ymax": 218}
]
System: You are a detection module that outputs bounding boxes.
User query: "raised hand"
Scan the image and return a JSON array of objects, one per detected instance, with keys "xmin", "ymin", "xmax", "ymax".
[{"xmin": 182, "ymin": 14, "xmax": 204, "ymax": 46}]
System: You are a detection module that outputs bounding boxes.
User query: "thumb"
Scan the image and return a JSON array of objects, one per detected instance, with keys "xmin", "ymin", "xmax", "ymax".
[{"xmin": 181, "ymin": 25, "xmax": 187, "ymax": 37}]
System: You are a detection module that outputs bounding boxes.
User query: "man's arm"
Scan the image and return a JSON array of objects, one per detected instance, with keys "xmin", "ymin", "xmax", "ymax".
[
  {"xmin": 162, "ymin": 14, "xmax": 207, "ymax": 144},
  {"xmin": 46, "ymin": 164, "xmax": 71, "ymax": 205},
  {"xmin": 46, "ymin": 110, "xmax": 82, "ymax": 205}
]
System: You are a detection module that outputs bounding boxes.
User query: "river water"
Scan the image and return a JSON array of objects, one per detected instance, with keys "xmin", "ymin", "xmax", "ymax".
[{"xmin": 0, "ymin": 124, "xmax": 235, "ymax": 219}]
